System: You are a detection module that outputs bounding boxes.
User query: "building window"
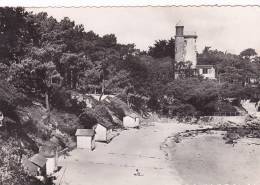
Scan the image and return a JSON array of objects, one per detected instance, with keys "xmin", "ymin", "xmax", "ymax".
[{"xmin": 202, "ymin": 68, "xmax": 208, "ymax": 74}]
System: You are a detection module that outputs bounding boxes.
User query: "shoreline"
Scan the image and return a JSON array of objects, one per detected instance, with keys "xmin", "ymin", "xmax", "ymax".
[
  {"xmin": 161, "ymin": 123, "xmax": 260, "ymax": 185},
  {"xmin": 55, "ymin": 121, "xmax": 199, "ymax": 185},
  {"xmin": 160, "ymin": 123, "xmax": 214, "ymax": 160},
  {"xmin": 54, "ymin": 118, "xmax": 260, "ymax": 185}
]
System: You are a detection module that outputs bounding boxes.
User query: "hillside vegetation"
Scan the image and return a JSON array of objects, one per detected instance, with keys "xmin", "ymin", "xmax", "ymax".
[{"xmin": 1, "ymin": 7, "xmax": 260, "ymax": 185}]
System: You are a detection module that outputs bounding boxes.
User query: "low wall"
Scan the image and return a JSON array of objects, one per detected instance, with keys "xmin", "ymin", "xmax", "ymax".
[
  {"xmin": 198, "ymin": 116, "xmax": 246, "ymax": 126},
  {"xmin": 142, "ymin": 115, "xmax": 177, "ymax": 124},
  {"xmin": 143, "ymin": 114, "xmax": 246, "ymax": 126}
]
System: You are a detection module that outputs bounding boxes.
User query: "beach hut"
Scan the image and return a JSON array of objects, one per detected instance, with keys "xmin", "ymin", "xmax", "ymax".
[
  {"xmin": 0, "ymin": 111, "xmax": 3, "ymax": 127},
  {"xmin": 93, "ymin": 121, "xmax": 113, "ymax": 143},
  {"xmin": 22, "ymin": 158, "xmax": 39, "ymax": 176},
  {"xmin": 22, "ymin": 155, "xmax": 47, "ymax": 183},
  {"xmin": 29, "ymin": 154, "xmax": 47, "ymax": 176},
  {"xmin": 75, "ymin": 129, "xmax": 95, "ymax": 150},
  {"xmin": 39, "ymin": 145, "xmax": 57, "ymax": 175},
  {"xmin": 123, "ymin": 113, "xmax": 140, "ymax": 128}
]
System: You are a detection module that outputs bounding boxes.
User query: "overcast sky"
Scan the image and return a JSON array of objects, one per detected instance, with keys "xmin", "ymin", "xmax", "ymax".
[{"xmin": 27, "ymin": 7, "xmax": 260, "ymax": 54}]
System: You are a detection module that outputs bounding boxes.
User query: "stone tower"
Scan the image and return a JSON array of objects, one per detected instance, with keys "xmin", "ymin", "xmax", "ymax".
[{"xmin": 174, "ymin": 21, "xmax": 197, "ymax": 68}]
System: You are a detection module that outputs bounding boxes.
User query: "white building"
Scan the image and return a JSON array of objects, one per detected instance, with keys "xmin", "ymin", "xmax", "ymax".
[
  {"xmin": 123, "ymin": 113, "xmax": 140, "ymax": 128},
  {"xmin": 93, "ymin": 121, "xmax": 113, "ymax": 143},
  {"xmin": 175, "ymin": 21, "xmax": 198, "ymax": 68},
  {"xmin": 39, "ymin": 145, "xmax": 57, "ymax": 175},
  {"xmin": 75, "ymin": 129, "xmax": 95, "ymax": 150},
  {"xmin": 22, "ymin": 154, "xmax": 46, "ymax": 177},
  {"xmin": 174, "ymin": 21, "xmax": 216, "ymax": 79},
  {"xmin": 0, "ymin": 111, "xmax": 3, "ymax": 127},
  {"xmin": 28, "ymin": 154, "xmax": 47, "ymax": 176},
  {"xmin": 196, "ymin": 65, "xmax": 216, "ymax": 79}
]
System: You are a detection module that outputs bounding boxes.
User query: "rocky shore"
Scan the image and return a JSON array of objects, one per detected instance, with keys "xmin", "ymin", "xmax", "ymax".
[{"xmin": 161, "ymin": 116, "xmax": 260, "ymax": 185}]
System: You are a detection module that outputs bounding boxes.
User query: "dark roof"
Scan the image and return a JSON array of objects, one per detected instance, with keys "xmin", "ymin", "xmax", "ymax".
[
  {"xmin": 125, "ymin": 112, "xmax": 139, "ymax": 118},
  {"xmin": 98, "ymin": 120, "xmax": 113, "ymax": 129},
  {"xmin": 30, "ymin": 154, "xmax": 47, "ymax": 168},
  {"xmin": 108, "ymin": 96, "xmax": 140, "ymax": 119},
  {"xmin": 75, "ymin": 129, "xmax": 95, "ymax": 136},
  {"xmin": 109, "ymin": 97, "xmax": 130, "ymax": 112},
  {"xmin": 22, "ymin": 159, "xmax": 38, "ymax": 176}
]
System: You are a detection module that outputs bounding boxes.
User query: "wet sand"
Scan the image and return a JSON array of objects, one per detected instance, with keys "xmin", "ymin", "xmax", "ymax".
[{"xmin": 166, "ymin": 131, "xmax": 260, "ymax": 185}]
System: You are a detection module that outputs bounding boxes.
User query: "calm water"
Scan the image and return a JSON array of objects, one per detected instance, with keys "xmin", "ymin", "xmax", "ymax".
[{"xmin": 169, "ymin": 131, "xmax": 260, "ymax": 185}]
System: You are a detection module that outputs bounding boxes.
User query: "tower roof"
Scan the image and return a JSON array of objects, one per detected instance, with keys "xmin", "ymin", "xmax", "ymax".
[{"xmin": 176, "ymin": 20, "xmax": 184, "ymax": 27}]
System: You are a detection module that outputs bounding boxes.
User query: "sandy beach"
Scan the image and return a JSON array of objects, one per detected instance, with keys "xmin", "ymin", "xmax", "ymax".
[
  {"xmin": 55, "ymin": 122, "xmax": 199, "ymax": 185},
  {"xmin": 55, "ymin": 121, "xmax": 260, "ymax": 185},
  {"xmin": 166, "ymin": 130, "xmax": 260, "ymax": 185}
]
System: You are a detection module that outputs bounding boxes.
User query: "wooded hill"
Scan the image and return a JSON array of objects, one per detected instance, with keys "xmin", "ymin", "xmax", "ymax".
[{"xmin": 1, "ymin": 7, "xmax": 260, "ymax": 184}]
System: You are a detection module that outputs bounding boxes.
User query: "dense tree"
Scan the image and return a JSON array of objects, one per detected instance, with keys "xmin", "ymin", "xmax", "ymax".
[
  {"xmin": 164, "ymin": 78, "xmax": 218, "ymax": 115},
  {"xmin": 240, "ymin": 48, "xmax": 257, "ymax": 60},
  {"xmin": 9, "ymin": 46, "xmax": 62, "ymax": 115},
  {"xmin": 148, "ymin": 38, "xmax": 175, "ymax": 58},
  {"xmin": 0, "ymin": 7, "xmax": 39, "ymax": 65},
  {"xmin": 198, "ymin": 47, "xmax": 260, "ymax": 86},
  {"xmin": 0, "ymin": 8, "xmax": 144, "ymax": 108},
  {"xmin": 2, "ymin": 6, "xmax": 260, "ymax": 120}
]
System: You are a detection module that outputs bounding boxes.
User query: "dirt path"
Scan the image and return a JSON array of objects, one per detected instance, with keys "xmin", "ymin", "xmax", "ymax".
[{"xmin": 55, "ymin": 122, "xmax": 199, "ymax": 185}]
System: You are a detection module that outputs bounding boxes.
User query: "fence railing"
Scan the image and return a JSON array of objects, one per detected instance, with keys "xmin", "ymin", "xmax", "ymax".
[
  {"xmin": 212, "ymin": 112, "xmax": 240, "ymax": 116},
  {"xmin": 147, "ymin": 112, "xmax": 242, "ymax": 122},
  {"xmin": 168, "ymin": 112, "xmax": 241, "ymax": 118}
]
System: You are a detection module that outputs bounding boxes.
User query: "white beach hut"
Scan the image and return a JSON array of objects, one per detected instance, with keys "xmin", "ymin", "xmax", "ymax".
[
  {"xmin": 75, "ymin": 129, "xmax": 95, "ymax": 150},
  {"xmin": 93, "ymin": 121, "xmax": 113, "ymax": 143},
  {"xmin": 39, "ymin": 145, "xmax": 57, "ymax": 175},
  {"xmin": 0, "ymin": 111, "xmax": 3, "ymax": 127},
  {"xmin": 123, "ymin": 113, "xmax": 140, "ymax": 128},
  {"xmin": 29, "ymin": 154, "xmax": 47, "ymax": 176},
  {"xmin": 22, "ymin": 158, "xmax": 39, "ymax": 176}
]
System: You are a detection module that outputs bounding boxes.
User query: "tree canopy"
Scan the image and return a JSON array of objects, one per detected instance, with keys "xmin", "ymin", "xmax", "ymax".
[
  {"xmin": 148, "ymin": 38, "xmax": 175, "ymax": 59},
  {"xmin": 1, "ymin": 7, "xmax": 260, "ymax": 118}
]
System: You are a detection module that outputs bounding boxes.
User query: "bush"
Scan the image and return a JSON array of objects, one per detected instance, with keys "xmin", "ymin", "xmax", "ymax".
[
  {"xmin": 104, "ymin": 97, "xmax": 127, "ymax": 120},
  {"xmin": 94, "ymin": 104, "xmax": 113, "ymax": 123},
  {"xmin": 106, "ymin": 102, "xmax": 125, "ymax": 120},
  {"xmin": 52, "ymin": 110, "xmax": 80, "ymax": 136},
  {"xmin": 79, "ymin": 108, "xmax": 98, "ymax": 129},
  {"xmin": 169, "ymin": 103, "xmax": 197, "ymax": 117},
  {"xmin": 214, "ymin": 101, "xmax": 237, "ymax": 113},
  {"xmin": 50, "ymin": 88, "xmax": 85, "ymax": 114},
  {"xmin": 50, "ymin": 87, "xmax": 71, "ymax": 110},
  {"xmin": 0, "ymin": 138, "xmax": 43, "ymax": 185},
  {"xmin": 0, "ymin": 80, "xmax": 30, "ymax": 123}
]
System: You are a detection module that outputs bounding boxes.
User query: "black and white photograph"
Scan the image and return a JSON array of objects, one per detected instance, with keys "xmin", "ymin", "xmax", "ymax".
[{"xmin": 1, "ymin": 4, "xmax": 260, "ymax": 185}]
